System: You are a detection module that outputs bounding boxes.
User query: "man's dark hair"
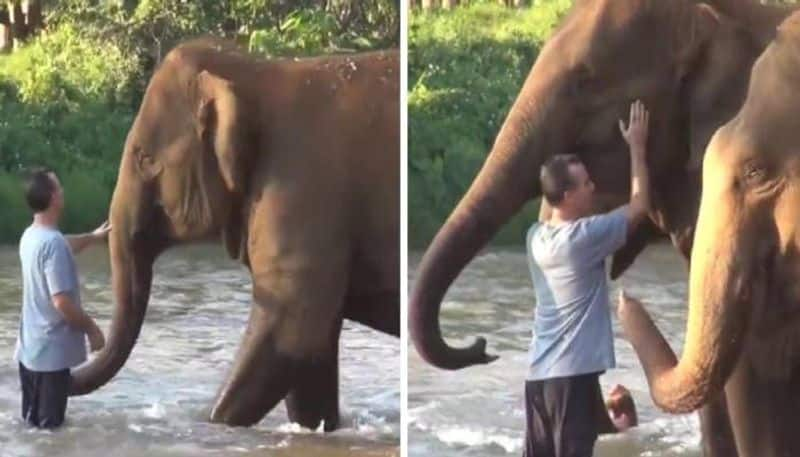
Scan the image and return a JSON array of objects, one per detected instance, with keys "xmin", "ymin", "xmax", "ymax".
[
  {"xmin": 24, "ymin": 168, "xmax": 56, "ymax": 213},
  {"xmin": 540, "ymin": 154, "xmax": 583, "ymax": 206}
]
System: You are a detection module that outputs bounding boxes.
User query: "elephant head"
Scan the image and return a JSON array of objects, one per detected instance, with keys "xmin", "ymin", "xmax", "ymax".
[
  {"xmin": 410, "ymin": 0, "xmax": 791, "ymax": 370},
  {"xmin": 69, "ymin": 40, "xmax": 255, "ymax": 395},
  {"xmin": 621, "ymin": 11, "xmax": 800, "ymax": 413}
]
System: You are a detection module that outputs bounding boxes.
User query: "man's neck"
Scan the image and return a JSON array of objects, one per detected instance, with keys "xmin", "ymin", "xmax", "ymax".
[
  {"xmin": 549, "ymin": 208, "xmax": 581, "ymax": 225},
  {"xmin": 33, "ymin": 211, "xmax": 58, "ymax": 229}
]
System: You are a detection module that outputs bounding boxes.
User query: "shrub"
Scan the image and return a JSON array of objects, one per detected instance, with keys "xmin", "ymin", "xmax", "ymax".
[{"xmin": 409, "ymin": 0, "xmax": 572, "ymax": 248}]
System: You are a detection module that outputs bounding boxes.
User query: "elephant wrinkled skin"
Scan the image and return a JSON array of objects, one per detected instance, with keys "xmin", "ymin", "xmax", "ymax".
[
  {"xmin": 410, "ymin": 0, "xmax": 793, "ymax": 455},
  {"xmin": 67, "ymin": 40, "xmax": 399, "ymax": 431}
]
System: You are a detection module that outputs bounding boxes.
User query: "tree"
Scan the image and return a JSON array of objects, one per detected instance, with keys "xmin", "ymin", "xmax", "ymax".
[
  {"xmin": 0, "ymin": 0, "xmax": 43, "ymax": 52},
  {"xmin": 442, "ymin": 0, "xmax": 458, "ymax": 9},
  {"xmin": 0, "ymin": 6, "xmax": 10, "ymax": 52}
]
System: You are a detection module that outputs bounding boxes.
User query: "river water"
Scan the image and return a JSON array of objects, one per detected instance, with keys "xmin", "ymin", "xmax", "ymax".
[
  {"xmin": 0, "ymin": 244, "xmax": 399, "ymax": 457},
  {"xmin": 409, "ymin": 243, "xmax": 701, "ymax": 457}
]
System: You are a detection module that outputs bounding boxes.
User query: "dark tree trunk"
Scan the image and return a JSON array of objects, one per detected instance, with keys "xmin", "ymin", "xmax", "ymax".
[
  {"xmin": 442, "ymin": 0, "xmax": 458, "ymax": 9},
  {"xmin": 7, "ymin": 1, "xmax": 26, "ymax": 47},
  {"xmin": 0, "ymin": 6, "xmax": 10, "ymax": 53},
  {"xmin": 22, "ymin": 0, "xmax": 41, "ymax": 35}
]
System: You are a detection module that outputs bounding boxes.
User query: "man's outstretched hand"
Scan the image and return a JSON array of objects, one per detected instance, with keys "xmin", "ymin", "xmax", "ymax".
[
  {"xmin": 606, "ymin": 384, "xmax": 638, "ymax": 432},
  {"xmin": 92, "ymin": 220, "xmax": 111, "ymax": 242}
]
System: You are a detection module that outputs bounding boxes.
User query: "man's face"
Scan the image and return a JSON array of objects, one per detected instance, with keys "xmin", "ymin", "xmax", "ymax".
[
  {"xmin": 47, "ymin": 172, "xmax": 64, "ymax": 217},
  {"xmin": 564, "ymin": 162, "xmax": 595, "ymax": 216}
]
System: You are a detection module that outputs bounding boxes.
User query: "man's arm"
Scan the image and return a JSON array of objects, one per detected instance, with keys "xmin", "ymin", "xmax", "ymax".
[
  {"xmin": 52, "ymin": 293, "xmax": 105, "ymax": 352},
  {"xmin": 66, "ymin": 221, "xmax": 111, "ymax": 254},
  {"xmin": 618, "ymin": 100, "xmax": 651, "ymax": 233}
]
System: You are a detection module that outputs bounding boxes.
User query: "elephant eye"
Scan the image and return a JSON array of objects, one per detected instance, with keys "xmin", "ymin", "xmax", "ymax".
[
  {"xmin": 742, "ymin": 161, "xmax": 768, "ymax": 185},
  {"xmin": 572, "ymin": 64, "xmax": 596, "ymax": 96}
]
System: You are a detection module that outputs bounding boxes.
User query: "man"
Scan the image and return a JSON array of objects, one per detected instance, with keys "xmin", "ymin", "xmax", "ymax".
[
  {"xmin": 524, "ymin": 101, "xmax": 650, "ymax": 456},
  {"xmin": 15, "ymin": 168, "xmax": 110, "ymax": 428}
]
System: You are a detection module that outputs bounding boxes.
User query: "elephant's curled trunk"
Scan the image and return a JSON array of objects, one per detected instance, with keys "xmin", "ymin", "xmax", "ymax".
[
  {"xmin": 620, "ymin": 167, "xmax": 772, "ymax": 413},
  {"xmin": 69, "ymin": 203, "xmax": 156, "ymax": 396},
  {"xmin": 410, "ymin": 70, "xmax": 569, "ymax": 369}
]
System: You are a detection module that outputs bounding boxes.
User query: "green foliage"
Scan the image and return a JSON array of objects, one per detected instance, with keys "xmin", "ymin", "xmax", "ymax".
[
  {"xmin": 249, "ymin": 8, "xmax": 340, "ymax": 56},
  {"xmin": 409, "ymin": 0, "xmax": 571, "ymax": 248},
  {"xmin": 0, "ymin": 0, "xmax": 397, "ymax": 243},
  {"xmin": 0, "ymin": 24, "xmax": 138, "ymax": 105},
  {"xmin": 0, "ymin": 171, "xmax": 111, "ymax": 243},
  {"xmin": 0, "ymin": 23, "xmax": 136, "ymax": 243},
  {"xmin": 0, "ymin": 173, "xmax": 29, "ymax": 241}
]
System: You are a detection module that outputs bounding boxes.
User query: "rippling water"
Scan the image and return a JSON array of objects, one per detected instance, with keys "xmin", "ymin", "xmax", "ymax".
[
  {"xmin": 0, "ymin": 244, "xmax": 398, "ymax": 457},
  {"xmin": 409, "ymin": 243, "xmax": 700, "ymax": 457}
]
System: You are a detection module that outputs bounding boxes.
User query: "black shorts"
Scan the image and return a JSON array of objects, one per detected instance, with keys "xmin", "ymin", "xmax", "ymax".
[
  {"xmin": 18, "ymin": 362, "xmax": 71, "ymax": 428},
  {"xmin": 523, "ymin": 372, "xmax": 604, "ymax": 457}
]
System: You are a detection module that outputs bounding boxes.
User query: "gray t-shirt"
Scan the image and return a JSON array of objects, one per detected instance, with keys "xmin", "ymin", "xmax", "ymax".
[
  {"xmin": 15, "ymin": 224, "xmax": 87, "ymax": 371},
  {"xmin": 526, "ymin": 206, "xmax": 628, "ymax": 381}
]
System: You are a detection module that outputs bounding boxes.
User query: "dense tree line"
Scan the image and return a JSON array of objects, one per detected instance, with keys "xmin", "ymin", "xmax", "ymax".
[
  {"xmin": 0, "ymin": 0, "xmax": 398, "ymax": 242},
  {"xmin": 410, "ymin": 0, "xmax": 799, "ymax": 12}
]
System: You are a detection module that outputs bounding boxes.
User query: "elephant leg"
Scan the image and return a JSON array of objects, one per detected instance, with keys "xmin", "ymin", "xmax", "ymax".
[
  {"xmin": 209, "ymin": 265, "xmax": 348, "ymax": 426},
  {"xmin": 208, "ymin": 299, "xmax": 296, "ymax": 426},
  {"xmin": 343, "ymin": 291, "xmax": 399, "ymax": 336},
  {"xmin": 285, "ymin": 318, "xmax": 343, "ymax": 432},
  {"xmin": 699, "ymin": 391, "xmax": 739, "ymax": 457}
]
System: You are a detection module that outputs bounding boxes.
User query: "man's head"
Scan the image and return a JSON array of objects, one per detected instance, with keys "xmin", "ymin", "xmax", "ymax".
[
  {"xmin": 540, "ymin": 154, "xmax": 595, "ymax": 218},
  {"xmin": 25, "ymin": 168, "xmax": 64, "ymax": 218}
]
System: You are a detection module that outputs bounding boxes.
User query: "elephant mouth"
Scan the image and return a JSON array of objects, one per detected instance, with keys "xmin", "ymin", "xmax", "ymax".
[{"xmin": 133, "ymin": 203, "xmax": 173, "ymax": 247}]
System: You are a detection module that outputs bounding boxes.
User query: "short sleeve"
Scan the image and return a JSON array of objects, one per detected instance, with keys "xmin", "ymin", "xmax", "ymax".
[
  {"xmin": 44, "ymin": 238, "xmax": 77, "ymax": 296},
  {"xmin": 574, "ymin": 205, "xmax": 628, "ymax": 262}
]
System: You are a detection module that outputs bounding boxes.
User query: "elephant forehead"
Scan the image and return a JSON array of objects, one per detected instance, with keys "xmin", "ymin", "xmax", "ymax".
[{"xmin": 554, "ymin": 0, "xmax": 681, "ymax": 60}]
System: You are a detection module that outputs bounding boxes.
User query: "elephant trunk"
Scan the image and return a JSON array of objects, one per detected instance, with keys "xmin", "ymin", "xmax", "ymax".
[
  {"xmin": 69, "ymin": 171, "xmax": 160, "ymax": 395},
  {"xmin": 621, "ymin": 147, "xmax": 771, "ymax": 413},
  {"xmin": 410, "ymin": 65, "xmax": 571, "ymax": 369}
]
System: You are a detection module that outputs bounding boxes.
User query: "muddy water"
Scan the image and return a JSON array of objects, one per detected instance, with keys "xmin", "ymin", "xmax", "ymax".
[
  {"xmin": 0, "ymin": 244, "xmax": 398, "ymax": 457},
  {"xmin": 409, "ymin": 243, "xmax": 700, "ymax": 457}
]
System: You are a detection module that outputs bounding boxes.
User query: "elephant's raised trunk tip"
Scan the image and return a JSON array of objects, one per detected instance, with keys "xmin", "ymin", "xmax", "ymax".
[{"xmin": 619, "ymin": 261, "xmax": 753, "ymax": 415}]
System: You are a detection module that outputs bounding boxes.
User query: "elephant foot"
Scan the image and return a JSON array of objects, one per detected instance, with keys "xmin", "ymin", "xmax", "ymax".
[
  {"xmin": 285, "ymin": 355, "xmax": 341, "ymax": 432},
  {"xmin": 285, "ymin": 318, "xmax": 342, "ymax": 432}
]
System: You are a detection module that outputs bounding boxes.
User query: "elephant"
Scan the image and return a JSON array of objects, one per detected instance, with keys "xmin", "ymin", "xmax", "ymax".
[
  {"xmin": 620, "ymin": 11, "xmax": 800, "ymax": 456},
  {"xmin": 409, "ymin": 0, "xmax": 794, "ymax": 454},
  {"xmin": 66, "ymin": 39, "xmax": 399, "ymax": 431}
]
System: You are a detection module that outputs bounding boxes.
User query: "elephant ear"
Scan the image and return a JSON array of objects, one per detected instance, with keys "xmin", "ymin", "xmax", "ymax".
[
  {"xmin": 197, "ymin": 70, "xmax": 251, "ymax": 195},
  {"xmin": 674, "ymin": 4, "xmax": 721, "ymax": 79},
  {"xmin": 196, "ymin": 70, "xmax": 252, "ymax": 264}
]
